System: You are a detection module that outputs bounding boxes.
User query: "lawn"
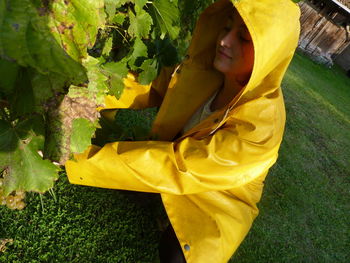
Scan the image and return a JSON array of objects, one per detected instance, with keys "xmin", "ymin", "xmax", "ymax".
[{"xmin": 1, "ymin": 52, "xmax": 349, "ymax": 262}]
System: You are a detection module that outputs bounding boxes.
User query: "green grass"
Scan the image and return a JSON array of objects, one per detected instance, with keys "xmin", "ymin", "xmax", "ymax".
[
  {"xmin": 0, "ymin": 176, "xmax": 167, "ymax": 263},
  {"xmin": 1, "ymin": 52, "xmax": 349, "ymax": 262}
]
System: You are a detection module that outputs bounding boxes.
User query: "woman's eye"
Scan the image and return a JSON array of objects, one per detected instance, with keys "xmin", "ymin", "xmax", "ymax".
[
  {"xmin": 239, "ymin": 36, "xmax": 249, "ymax": 42},
  {"xmin": 239, "ymin": 33, "xmax": 252, "ymax": 42}
]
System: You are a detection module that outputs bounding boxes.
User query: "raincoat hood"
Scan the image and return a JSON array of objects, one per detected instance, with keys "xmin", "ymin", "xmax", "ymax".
[
  {"xmin": 148, "ymin": 0, "xmax": 300, "ymax": 141},
  {"xmin": 66, "ymin": 0, "xmax": 300, "ymax": 262}
]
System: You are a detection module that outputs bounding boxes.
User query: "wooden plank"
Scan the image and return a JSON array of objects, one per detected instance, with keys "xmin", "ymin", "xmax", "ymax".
[
  {"xmin": 298, "ymin": 1, "xmax": 350, "ymax": 64},
  {"xmin": 335, "ymin": 44, "xmax": 350, "ymax": 70},
  {"xmin": 299, "ymin": 3, "xmax": 324, "ymax": 48}
]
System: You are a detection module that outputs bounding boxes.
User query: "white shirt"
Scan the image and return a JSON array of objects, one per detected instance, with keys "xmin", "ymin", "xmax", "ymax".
[{"xmin": 182, "ymin": 91, "xmax": 218, "ymax": 134}]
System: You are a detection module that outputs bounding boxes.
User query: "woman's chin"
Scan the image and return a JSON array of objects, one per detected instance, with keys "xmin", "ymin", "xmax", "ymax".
[{"xmin": 213, "ymin": 58, "xmax": 231, "ymax": 75}]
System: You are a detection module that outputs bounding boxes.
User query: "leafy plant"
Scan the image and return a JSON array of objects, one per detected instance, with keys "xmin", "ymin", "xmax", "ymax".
[{"xmin": 0, "ymin": 0, "xmax": 183, "ymax": 204}]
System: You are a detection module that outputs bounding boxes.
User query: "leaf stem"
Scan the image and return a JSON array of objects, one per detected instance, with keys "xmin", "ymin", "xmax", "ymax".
[
  {"xmin": 105, "ymin": 25, "xmax": 118, "ymax": 29},
  {"xmin": 105, "ymin": 25, "xmax": 130, "ymax": 46}
]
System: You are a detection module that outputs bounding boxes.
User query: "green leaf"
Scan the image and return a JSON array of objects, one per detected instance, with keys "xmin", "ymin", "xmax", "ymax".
[
  {"xmin": 135, "ymin": 0, "xmax": 148, "ymax": 8},
  {"xmin": 138, "ymin": 58, "xmax": 158, "ymax": 84},
  {"xmin": 0, "ymin": 0, "xmax": 87, "ymax": 85},
  {"xmin": 105, "ymin": 0, "xmax": 118, "ymax": 22},
  {"xmin": 128, "ymin": 6, "xmax": 153, "ymax": 38},
  {"xmin": 102, "ymin": 61, "xmax": 129, "ymax": 98},
  {"xmin": 115, "ymin": 0, "xmax": 131, "ymax": 8},
  {"xmin": 0, "ymin": 120, "xmax": 17, "ymax": 152},
  {"xmin": 30, "ymin": 69, "xmax": 66, "ymax": 111},
  {"xmin": 128, "ymin": 38, "xmax": 148, "ymax": 70},
  {"xmin": 132, "ymin": 38, "xmax": 148, "ymax": 59},
  {"xmin": 48, "ymin": 0, "xmax": 105, "ymax": 61},
  {"xmin": 112, "ymin": 13, "xmax": 127, "ymax": 25},
  {"xmin": 149, "ymin": 0, "xmax": 180, "ymax": 39},
  {"xmin": 82, "ymin": 56, "xmax": 109, "ymax": 105},
  {"xmin": 10, "ymin": 68, "xmax": 35, "ymax": 117},
  {"xmin": 102, "ymin": 36, "xmax": 114, "ymax": 56},
  {"xmin": 70, "ymin": 118, "xmax": 96, "ymax": 153},
  {"xmin": 66, "ymin": 56, "xmax": 110, "ymax": 106},
  {"xmin": 0, "ymin": 59, "xmax": 19, "ymax": 95},
  {"xmin": 0, "ymin": 116, "xmax": 59, "ymax": 195}
]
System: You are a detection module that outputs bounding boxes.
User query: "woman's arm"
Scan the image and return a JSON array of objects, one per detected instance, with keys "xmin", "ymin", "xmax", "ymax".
[{"xmin": 66, "ymin": 99, "xmax": 283, "ymax": 195}]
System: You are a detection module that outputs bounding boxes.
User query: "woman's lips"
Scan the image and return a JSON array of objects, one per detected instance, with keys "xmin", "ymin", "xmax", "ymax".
[{"xmin": 217, "ymin": 48, "xmax": 232, "ymax": 59}]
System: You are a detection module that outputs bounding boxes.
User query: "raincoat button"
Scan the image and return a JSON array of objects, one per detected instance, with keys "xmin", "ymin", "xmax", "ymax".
[
  {"xmin": 184, "ymin": 244, "xmax": 190, "ymax": 251},
  {"xmin": 185, "ymin": 54, "xmax": 190, "ymax": 60}
]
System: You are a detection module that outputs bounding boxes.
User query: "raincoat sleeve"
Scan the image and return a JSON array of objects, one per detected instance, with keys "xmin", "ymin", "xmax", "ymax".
[{"xmin": 66, "ymin": 96, "xmax": 283, "ymax": 195}]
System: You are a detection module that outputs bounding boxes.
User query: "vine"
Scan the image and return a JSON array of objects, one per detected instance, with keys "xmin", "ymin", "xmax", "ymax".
[{"xmin": 0, "ymin": 0, "xmax": 215, "ymax": 208}]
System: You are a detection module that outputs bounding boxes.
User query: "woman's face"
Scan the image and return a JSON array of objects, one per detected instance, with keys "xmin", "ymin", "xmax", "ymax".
[{"xmin": 213, "ymin": 10, "xmax": 254, "ymax": 83}]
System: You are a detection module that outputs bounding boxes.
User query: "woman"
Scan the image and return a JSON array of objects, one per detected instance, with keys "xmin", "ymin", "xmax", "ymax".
[{"xmin": 66, "ymin": 0, "xmax": 300, "ymax": 262}]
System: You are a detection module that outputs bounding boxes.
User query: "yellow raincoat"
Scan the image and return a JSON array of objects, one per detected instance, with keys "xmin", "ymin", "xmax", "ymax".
[{"xmin": 66, "ymin": 0, "xmax": 300, "ymax": 262}]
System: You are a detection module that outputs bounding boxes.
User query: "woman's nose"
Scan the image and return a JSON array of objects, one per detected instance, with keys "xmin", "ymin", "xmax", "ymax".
[{"xmin": 220, "ymin": 29, "xmax": 235, "ymax": 48}]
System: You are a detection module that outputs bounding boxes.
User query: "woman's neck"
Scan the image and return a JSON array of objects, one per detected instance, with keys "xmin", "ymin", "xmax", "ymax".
[{"xmin": 210, "ymin": 74, "xmax": 243, "ymax": 111}]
